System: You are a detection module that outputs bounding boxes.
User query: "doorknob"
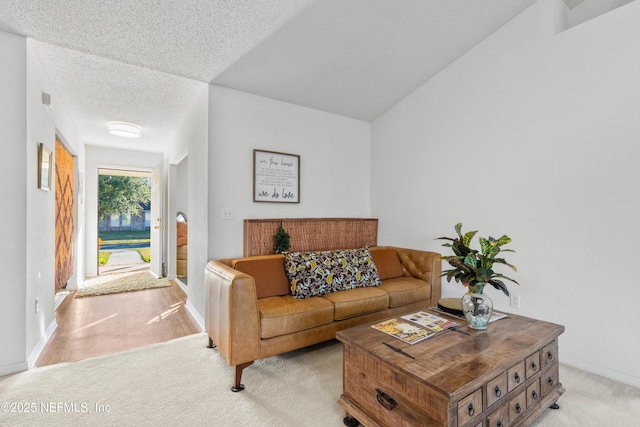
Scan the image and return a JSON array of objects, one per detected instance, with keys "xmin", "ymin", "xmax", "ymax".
[{"xmin": 155, "ymin": 217, "xmax": 165, "ymax": 230}]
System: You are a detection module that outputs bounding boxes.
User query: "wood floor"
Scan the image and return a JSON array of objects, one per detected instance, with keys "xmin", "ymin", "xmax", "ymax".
[{"xmin": 36, "ymin": 280, "xmax": 201, "ymax": 367}]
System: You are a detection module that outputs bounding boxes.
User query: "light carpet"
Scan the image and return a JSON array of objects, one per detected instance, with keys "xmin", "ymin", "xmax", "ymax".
[
  {"xmin": 1, "ymin": 333, "xmax": 638, "ymax": 426},
  {"xmin": 75, "ymin": 271, "xmax": 170, "ymax": 297}
]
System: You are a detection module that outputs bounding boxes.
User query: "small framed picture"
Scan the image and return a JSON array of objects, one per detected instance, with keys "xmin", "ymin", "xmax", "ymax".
[
  {"xmin": 38, "ymin": 143, "xmax": 52, "ymax": 191},
  {"xmin": 253, "ymin": 149, "xmax": 300, "ymax": 203}
]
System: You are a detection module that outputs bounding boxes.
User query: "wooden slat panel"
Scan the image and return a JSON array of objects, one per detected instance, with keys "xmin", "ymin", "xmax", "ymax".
[
  {"xmin": 243, "ymin": 218, "xmax": 378, "ymax": 257},
  {"xmin": 55, "ymin": 138, "xmax": 74, "ymax": 293}
]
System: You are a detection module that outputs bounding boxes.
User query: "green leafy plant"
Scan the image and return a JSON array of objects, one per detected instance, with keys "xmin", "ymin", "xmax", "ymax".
[
  {"xmin": 98, "ymin": 251, "xmax": 111, "ymax": 266},
  {"xmin": 437, "ymin": 222, "xmax": 518, "ymax": 296},
  {"xmin": 274, "ymin": 221, "xmax": 291, "ymax": 254}
]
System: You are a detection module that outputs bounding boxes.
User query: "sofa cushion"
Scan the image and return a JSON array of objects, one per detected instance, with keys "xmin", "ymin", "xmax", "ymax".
[
  {"xmin": 321, "ymin": 287, "xmax": 389, "ymax": 320},
  {"xmin": 370, "ymin": 247, "xmax": 405, "ymax": 280},
  {"xmin": 285, "ymin": 248, "xmax": 381, "ymax": 299},
  {"xmin": 378, "ymin": 277, "xmax": 431, "ymax": 307},
  {"xmin": 232, "ymin": 255, "xmax": 289, "ymax": 299},
  {"xmin": 258, "ymin": 295, "xmax": 334, "ymax": 339}
]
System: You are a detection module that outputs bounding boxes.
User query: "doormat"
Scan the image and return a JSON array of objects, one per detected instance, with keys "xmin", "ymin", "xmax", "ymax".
[{"xmin": 75, "ymin": 271, "xmax": 171, "ymax": 298}]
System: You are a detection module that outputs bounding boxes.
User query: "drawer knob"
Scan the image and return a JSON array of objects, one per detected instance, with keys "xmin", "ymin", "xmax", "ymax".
[
  {"xmin": 494, "ymin": 385, "xmax": 502, "ymax": 397},
  {"xmin": 515, "ymin": 402, "xmax": 522, "ymax": 414},
  {"xmin": 547, "ymin": 350, "xmax": 554, "ymax": 361},
  {"xmin": 531, "ymin": 361, "xmax": 537, "ymax": 371},
  {"xmin": 531, "ymin": 390, "xmax": 538, "ymax": 400},
  {"xmin": 375, "ymin": 388, "xmax": 397, "ymax": 411},
  {"xmin": 547, "ymin": 376, "xmax": 554, "ymax": 386},
  {"xmin": 497, "ymin": 420, "xmax": 504, "ymax": 427},
  {"xmin": 514, "ymin": 372, "xmax": 521, "ymax": 383},
  {"xmin": 468, "ymin": 403, "xmax": 475, "ymax": 416}
]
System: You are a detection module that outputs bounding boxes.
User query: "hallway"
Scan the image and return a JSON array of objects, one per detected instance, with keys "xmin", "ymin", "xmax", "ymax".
[{"xmin": 36, "ymin": 281, "xmax": 201, "ymax": 367}]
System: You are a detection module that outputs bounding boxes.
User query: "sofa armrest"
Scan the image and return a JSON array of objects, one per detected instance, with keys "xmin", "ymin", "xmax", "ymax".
[
  {"xmin": 391, "ymin": 247, "xmax": 442, "ymax": 305},
  {"xmin": 205, "ymin": 260, "xmax": 261, "ymax": 366}
]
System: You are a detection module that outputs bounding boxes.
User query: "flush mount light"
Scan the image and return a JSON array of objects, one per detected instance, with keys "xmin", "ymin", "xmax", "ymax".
[{"xmin": 108, "ymin": 121, "xmax": 141, "ymax": 138}]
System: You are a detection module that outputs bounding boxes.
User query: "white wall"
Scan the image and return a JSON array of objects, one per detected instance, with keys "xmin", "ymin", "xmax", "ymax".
[
  {"xmin": 25, "ymin": 38, "xmax": 85, "ymax": 366},
  {"xmin": 176, "ymin": 158, "xmax": 189, "ymax": 218},
  {"xmin": 197, "ymin": 85, "xmax": 371, "ymax": 317},
  {"xmin": 371, "ymin": 0, "xmax": 640, "ymax": 387},
  {"xmin": 165, "ymin": 87, "xmax": 209, "ymax": 325},
  {"xmin": 207, "ymin": 86, "xmax": 372, "ymax": 259},
  {"xmin": 25, "ymin": 44, "xmax": 56, "ymax": 362},
  {"xmin": 84, "ymin": 146, "xmax": 163, "ymax": 277},
  {"xmin": 0, "ymin": 31, "xmax": 28, "ymax": 375},
  {"xmin": 1, "ymin": 32, "xmax": 84, "ymax": 374}
]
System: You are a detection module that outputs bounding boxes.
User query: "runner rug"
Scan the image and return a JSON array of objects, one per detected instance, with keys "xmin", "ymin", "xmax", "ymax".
[{"xmin": 75, "ymin": 271, "xmax": 170, "ymax": 297}]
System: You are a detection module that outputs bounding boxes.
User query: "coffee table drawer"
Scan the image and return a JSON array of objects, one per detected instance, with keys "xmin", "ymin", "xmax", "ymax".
[
  {"xmin": 457, "ymin": 388, "xmax": 482, "ymax": 426},
  {"xmin": 486, "ymin": 405, "xmax": 509, "ymax": 427},
  {"xmin": 507, "ymin": 361, "xmax": 525, "ymax": 391},
  {"xmin": 527, "ymin": 378, "xmax": 541, "ymax": 407},
  {"xmin": 526, "ymin": 351, "xmax": 540, "ymax": 378},
  {"xmin": 509, "ymin": 389, "xmax": 526, "ymax": 423},
  {"xmin": 342, "ymin": 346, "xmax": 448, "ymax": 425},
  {"xmin": 541, "ymin": 340, "xmax": 558, "ymax": 369},
  {"xmin": 541, "ymin": 363, "xmax": 559, "ymax": 396},
  {"xmin": 486, "ymin": 372, "xmax": 507, "ymax": 408}
]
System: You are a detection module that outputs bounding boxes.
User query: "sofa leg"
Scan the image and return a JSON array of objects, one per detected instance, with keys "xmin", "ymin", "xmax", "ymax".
[
  {"xmin": 207, "ymin": 336, "xmax": 217, "ymax": 349},
  {"xmin": 231, "ymin": 361, "xmax": 254, "ymax": 392}
]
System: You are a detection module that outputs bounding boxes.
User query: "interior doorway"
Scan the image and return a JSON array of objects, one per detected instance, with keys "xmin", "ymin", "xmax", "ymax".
[
  {"xmin": 97, "ymin": 168, "xmax": 152, "ymax": 275},
  {"xmin": 174, "ymin": 156, "xmax": 188, "ymax": 285}
]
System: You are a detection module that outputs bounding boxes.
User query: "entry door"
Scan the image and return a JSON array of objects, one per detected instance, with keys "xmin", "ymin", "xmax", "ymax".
[{"xmin": 150, "ymin": 166, "xmax": 164, "ymax": 277}]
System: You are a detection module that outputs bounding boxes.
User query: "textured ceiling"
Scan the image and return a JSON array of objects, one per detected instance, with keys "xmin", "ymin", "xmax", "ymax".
[
  {"xmin": 0, "ymin": 0, "xmax": 629, "ymax": 153},
  {"xmin": 0, "ymin": 0, "xmax": 316, "ymax": 152}
]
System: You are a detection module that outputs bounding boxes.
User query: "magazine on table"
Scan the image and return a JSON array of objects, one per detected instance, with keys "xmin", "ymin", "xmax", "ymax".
[
  {"xmin": 401, "ymin": 311, "xmax": 459, "ymax": 332},
  {"xmin": 428, "ymin": 306, "xmax": 509, "ymax": 323},
  {"xmin": 371, "ymin": 318, "xmax": 435, "ymax": 344}
]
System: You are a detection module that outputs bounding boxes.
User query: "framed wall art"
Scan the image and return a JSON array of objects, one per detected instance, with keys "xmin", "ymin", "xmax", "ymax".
[
  {"xmin": 253, "ymin": 149, "xmax": 300, "ymax": 203},
  {"xmin": 38, "ymin": 143, "xmax": 52, "ymax": 191}
]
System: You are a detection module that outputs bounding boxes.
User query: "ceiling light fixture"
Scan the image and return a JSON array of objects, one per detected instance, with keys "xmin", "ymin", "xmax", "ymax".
[{"xmin": 108, "ymin": 121, "xmax": 141, "ymax": 138}]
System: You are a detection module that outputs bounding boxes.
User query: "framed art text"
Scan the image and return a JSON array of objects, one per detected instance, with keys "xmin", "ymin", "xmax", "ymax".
[{"xmin": 253, "ymin": 149, "xmax": 300, "ymax": 203}]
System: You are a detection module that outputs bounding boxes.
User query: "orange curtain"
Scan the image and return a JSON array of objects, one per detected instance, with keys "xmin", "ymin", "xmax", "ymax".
[{"xmin": 55, "ymin": 138, "xmax": 74, "ymax": 293}]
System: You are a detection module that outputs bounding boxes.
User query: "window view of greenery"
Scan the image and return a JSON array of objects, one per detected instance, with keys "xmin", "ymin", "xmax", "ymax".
[{"xmin": 98, "ymin": 175, "xmax": 152, "ymax": 265}]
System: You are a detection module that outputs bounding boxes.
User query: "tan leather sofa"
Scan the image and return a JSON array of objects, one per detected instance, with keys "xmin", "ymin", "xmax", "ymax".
[{"xmin": 204, "ymin": 246, "xmax": 441, "ymax": 391}]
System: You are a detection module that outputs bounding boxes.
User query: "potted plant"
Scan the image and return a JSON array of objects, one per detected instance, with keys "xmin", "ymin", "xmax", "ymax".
[
  {"xmin": 274, "ymin": 221, "xmax": 291, "ymax": 254},
  {"xmin": 437, "ymin": 222, "xmax": 519, "ymax": 329}
]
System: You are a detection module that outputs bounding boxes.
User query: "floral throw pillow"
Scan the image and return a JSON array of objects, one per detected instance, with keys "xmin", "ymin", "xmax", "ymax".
[{"xmin": 285, "ymin": 247, "xmax": 381, "ymax": 299}]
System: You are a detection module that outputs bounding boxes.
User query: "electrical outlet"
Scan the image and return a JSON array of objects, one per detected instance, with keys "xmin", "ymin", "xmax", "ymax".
[
  {"xmin": 35, "ymin": 297, "xmax": 40, "ymax": 313},
  {"xmin": 510, "ymin": 294, "xmax": 521, "ymax": 308},
  {"xmin": 220, "ymin": 208, "xmax": 234, "ymax": 220}
]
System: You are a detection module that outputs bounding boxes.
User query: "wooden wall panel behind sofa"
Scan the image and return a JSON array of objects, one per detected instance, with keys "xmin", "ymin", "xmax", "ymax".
[{"xmin": 243, "ymin": 218, "xmax": 378, "ymax": 257}]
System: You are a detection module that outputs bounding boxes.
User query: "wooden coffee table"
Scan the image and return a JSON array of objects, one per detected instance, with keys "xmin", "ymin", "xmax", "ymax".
[{"xmin": 336, "ymin": 310, "xmax": 564, "ymax": 427}]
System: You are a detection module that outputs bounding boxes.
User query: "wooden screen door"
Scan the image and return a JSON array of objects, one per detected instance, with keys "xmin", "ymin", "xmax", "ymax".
[{"xmin": 55, "ymin": 138, "xmax": 74, "ymax": 293}]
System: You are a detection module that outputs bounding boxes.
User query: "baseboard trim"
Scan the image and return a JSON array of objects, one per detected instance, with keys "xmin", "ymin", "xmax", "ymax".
[
  {"xmin": 27, "ymin": 319, "xmax": 58, "ymax": 369},
  {"xmin": 0, "ymin": 361, "xmax": 29, "ymax": 377},
  {"xmin": 55, "ymin": 291, "xmax": 70, "ymax": 310},
  {"xmin": 562, "ymin": 354, "xmax": 640, "ymax": 389},
  {"xmin": 175, "ymin": 278, "xmax": 204, "ymax": 331},
  {"xmin": 185, "ymin": 298, "xmax": 204, "ymax": 332}
]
